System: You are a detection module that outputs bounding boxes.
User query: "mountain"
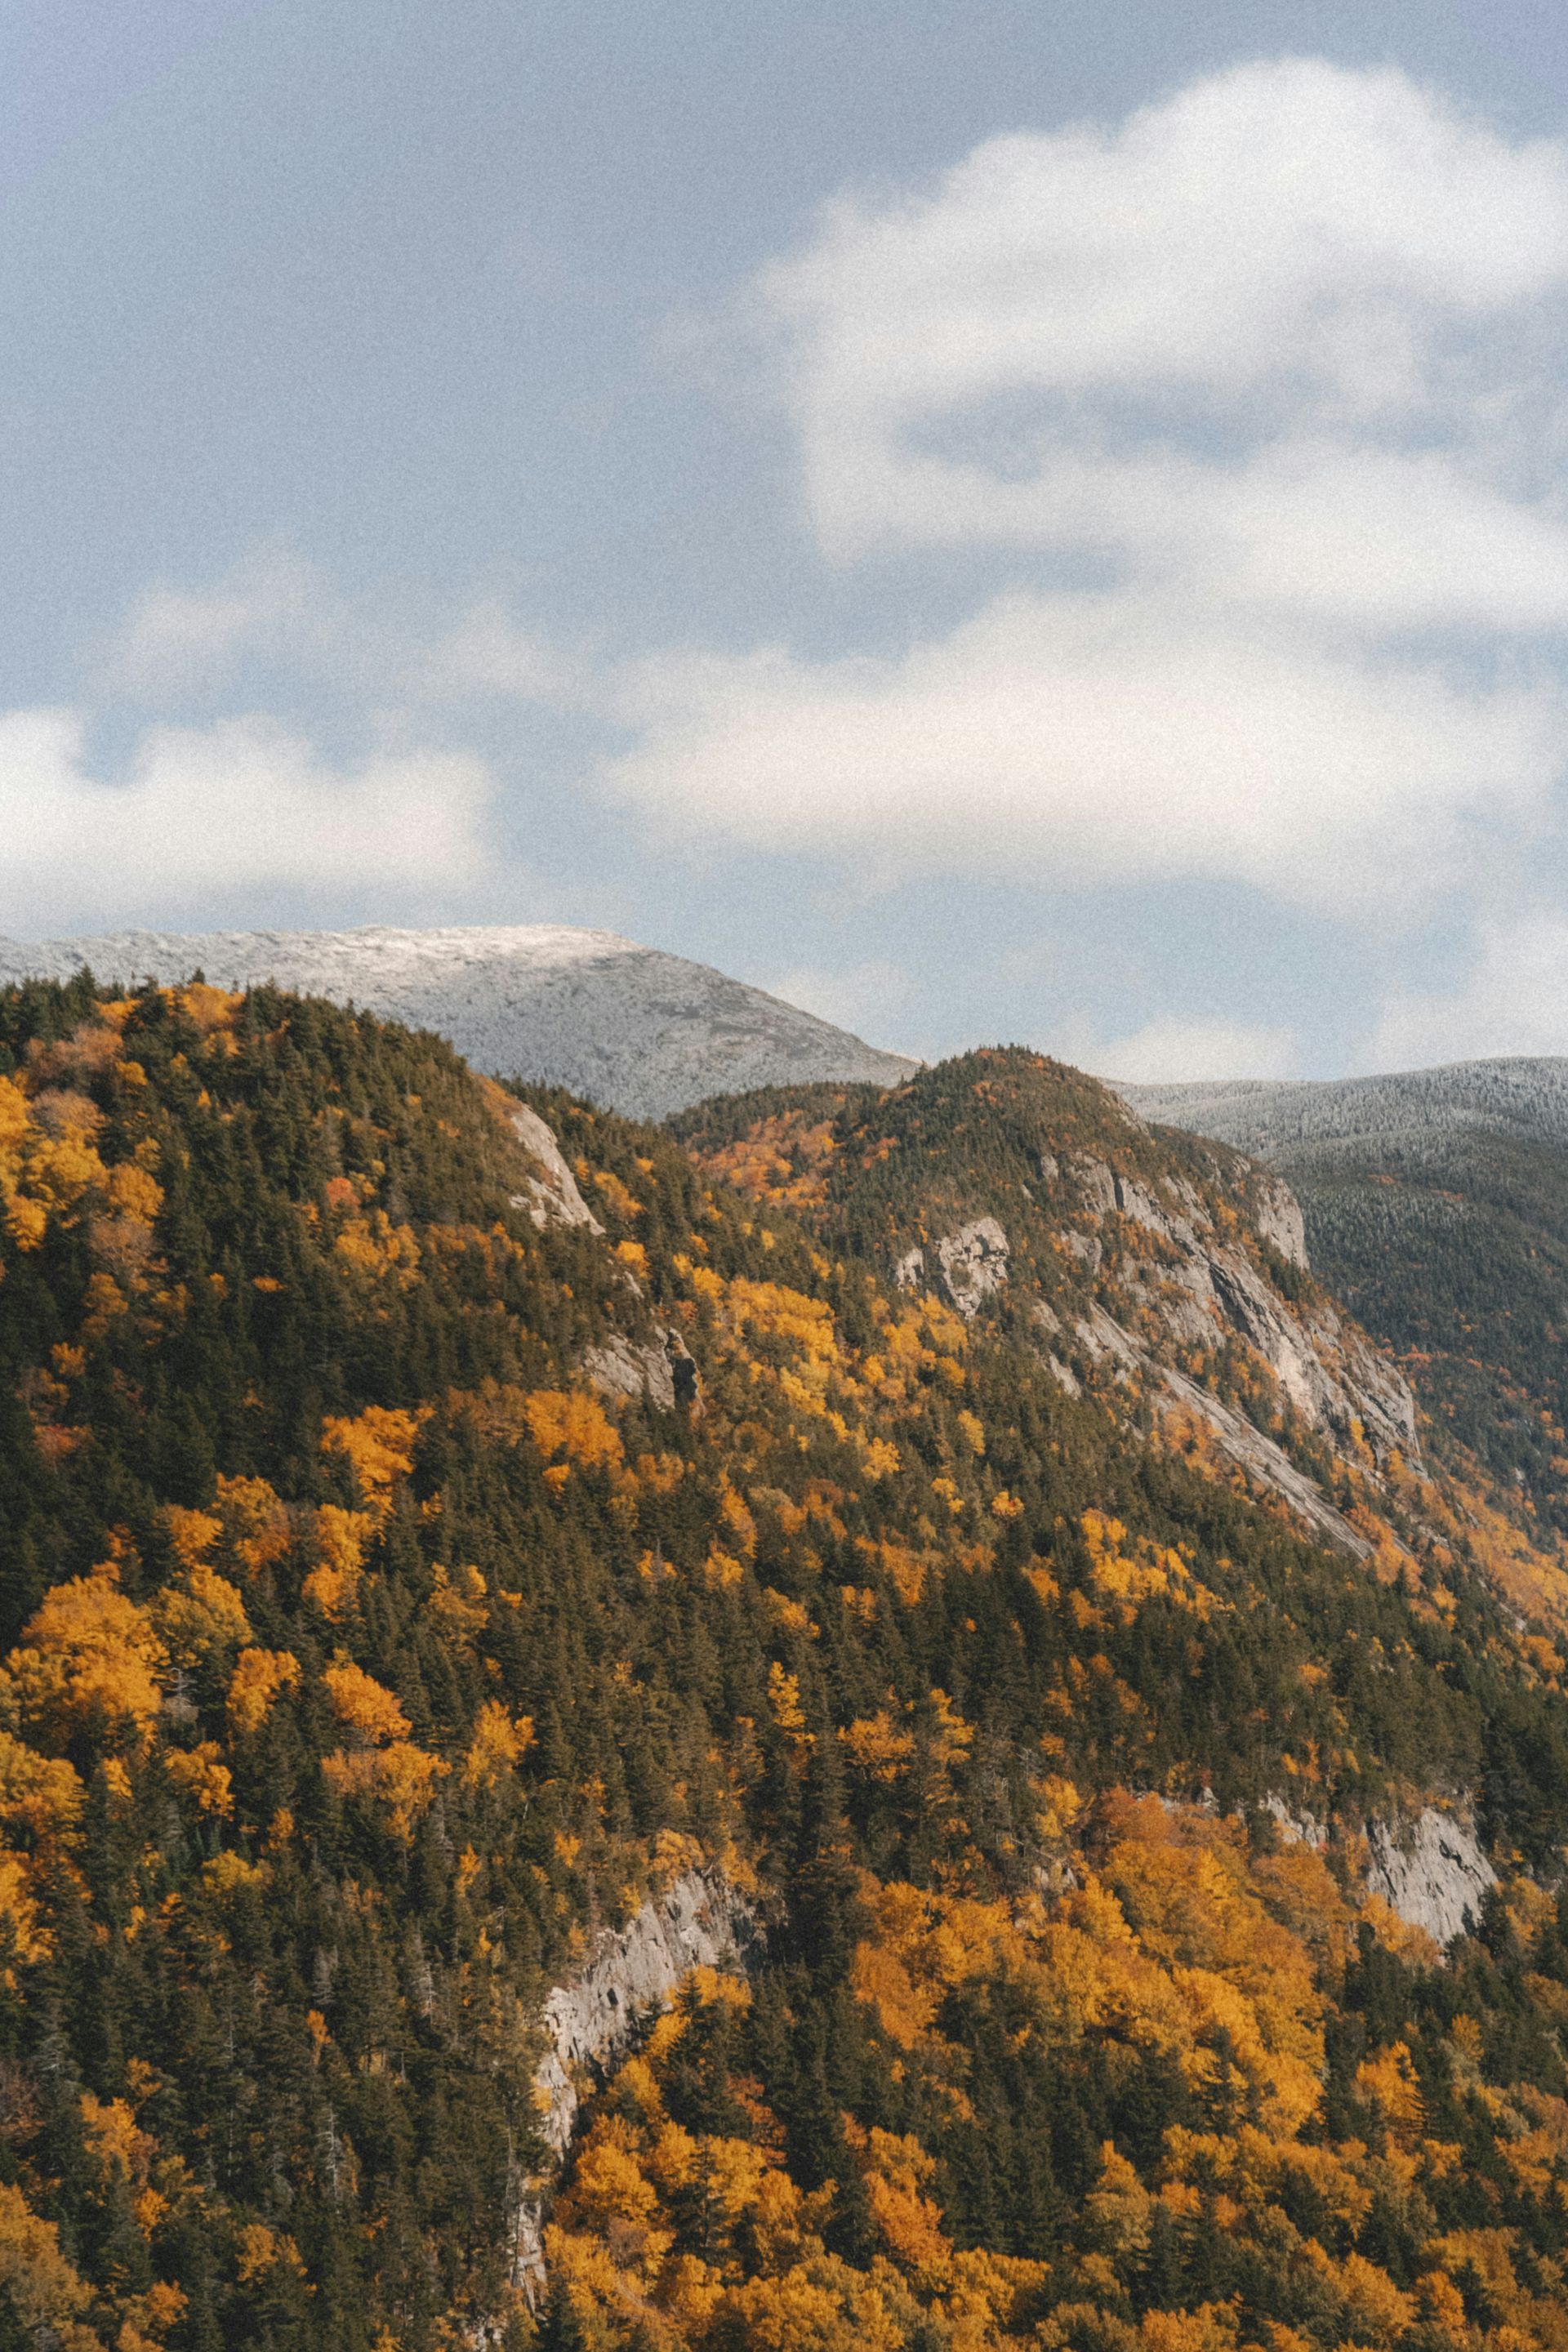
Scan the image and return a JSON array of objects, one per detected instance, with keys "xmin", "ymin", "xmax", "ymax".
[
  {"xmin": 1121, "ymin": 1060, "xmax": 1568, "ymax": 1537},
  {"xmin": 673, "ymin": 1056, "xmax": 1422, "ymax": 1565},
  {"xmin": 0, "ymin": 924, "xmax": 916, "ymax": 1120},
  {"xmin": 1118, "ymin": 1058, "xmax": 1568, "ymax": 1157},
  {"xmin": 6, "ymin": 982, "xmax": 1568, "ymax": 2349}
]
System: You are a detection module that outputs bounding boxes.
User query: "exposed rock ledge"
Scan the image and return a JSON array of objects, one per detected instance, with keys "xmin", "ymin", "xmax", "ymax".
[
  {"xmin": 508, "ymin": 1104, "xmax": 602, "ymax": 1233},
  {"xmin": 1365, "ymin": 1808, "xmax": 1497, "ymax": 1948},
  {"xmin": 896, "ymin": 1217, "xmax": 1010, "ymax": 1318},
  {"xmin": 510, "ymin": 1869, "xmax": 755, "ymax": 2304},
  {"xmin": 1060, "ymin": 1296, "xmax": 1375, "ymax": 1561},
  {"xmin": 1270, "ymin": 1801, "xmax": 1496, "ymax": 1950}
]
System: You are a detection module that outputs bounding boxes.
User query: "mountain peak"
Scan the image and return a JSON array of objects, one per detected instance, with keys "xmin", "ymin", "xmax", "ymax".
[{"xmin": 0, "ymin": 922, "xmax": 916, "ymax": 1120}]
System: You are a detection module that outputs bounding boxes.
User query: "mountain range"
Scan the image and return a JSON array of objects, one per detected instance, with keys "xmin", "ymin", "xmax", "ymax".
[
  {"xmin": 9, "ymin": 926, "xmax": 1564, "ymax": 1538},
  {"xmin": 1, "ymin": 940, "xmax": 1567, "ymax": 2348}
]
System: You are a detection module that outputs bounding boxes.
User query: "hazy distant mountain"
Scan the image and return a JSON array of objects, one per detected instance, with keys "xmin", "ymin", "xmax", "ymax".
[
  {"xmin": 0, "ymin": 924, "xmax": 916, "ymax": 1120},
  {"xmin": 1120, "ymin": 1058, "xmax": 1568, "ymax": 1158},
  {"xmin": 1119, "ymin": 1057, "xmax": 1568, "ymax": 1531}
]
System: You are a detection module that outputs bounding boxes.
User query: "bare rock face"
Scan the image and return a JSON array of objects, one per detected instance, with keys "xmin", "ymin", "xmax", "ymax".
[
  {"xmin": 893, "ymin": 1247, "xmax": 926, "ymax": 1292},
  {"xmin": 895, "ymin": 1220, "xmax": 1011, "ymax": 1317},
  {"xmin": 581, "ymin": 1332, "xmax": 677, "ymax": 1411},
  {"xmin": 581, "ymin": 1328, "xmax": 697, "ymax": 1412},
  {"xmin": 1365, "ymin": 1810, "xmax": 1497, "ymax": 1949},
  {"xmin": 1159, "ymin": 1363, "xmax": 1376, "ymax": 1559},
  {"xmin": 1264, "ymin": 1797, "xmax": 1329, "ymax": 1851},
  {"xmin": 1254, "ymin": 1176, "xmax": 1309, "ymax": 1271},
  {"xmin": 933, "ymin": 1218, "xmax": 1011, "ymax": 1317},
  {"xmin": 1267, "ymin": 1799, "xmax": 1494, "ymax": 1953},
  {"xmin": 883, "ymin": 1115, "xmax": 1415, "ymax": 1557},
  {"xmin": 508, "ymin": 1106, "xmax": 602, "ymax": 1233},
  {"xmin": 511, "ymin": 1870, "xmax": 755, "ymax": 2301},
  {"xmin": 1066, "ymin": 1152, "xmax": 1418, "ymax": 1475},
  {"xmin": 1067, "ymin": 1293, "xmax": 1374, "ymax": 1557}
]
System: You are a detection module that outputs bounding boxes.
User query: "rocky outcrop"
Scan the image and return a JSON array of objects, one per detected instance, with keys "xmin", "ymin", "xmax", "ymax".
[
  {"xmin": 934, "ymin": 1218, "xmax": 1011, "ymax": 1316},
  {"xmin": 509, "ymin": 1105, "xmax": 602, "ymax": 1233},
  {"xmin": 1268, "ymin": 1799, "xmax": 1495, "ymax": 1951},
  {"xmin": 1264, "ymin": 1797, "xmax": 1328, "ymax": 1851},
  {"xmin": 1254, "ymin": 1177, "xmax": 1308, "ymax": 1270},
  {"xmin": 581, "ymin": 1327, "xmax": 700, "ymax": 1412},
  {"xmin": 1159, "ymin": 1365, "xmax": 1374, "ymax": 1559},
  {"xmin": 1067, "ymin": 1152, "xmax": 1418, "ymax": 1473},
  {"xmin": 510, "ymin": 1870, "xmax": 755, "ymax": 2302},
  {"xmin": 1365, "ymin": 1809, "xmax": 1496, "ymax": 1948},
  {"xmin": 1066, "ymin": 1295, "xmax": 1373, "ymax": 1557},
  {"xmin": 581, "ymin": 1331, "xmax": 678, "ymax": 1410},
  {"xmin": 1259, "ymin": 1797, "xmax": 1494, "ymax": 1947},
  {"xmin": 889, "ymin": 1139, "xmax": 1414, "ymax": 1554},
  {"xmin": 893, "ymin": 1246, "xmax": 925, "ymax": 1292},
  {"xmin": 896, "ymin": 1218, "xmax": 1011, "ymax": 1317}
]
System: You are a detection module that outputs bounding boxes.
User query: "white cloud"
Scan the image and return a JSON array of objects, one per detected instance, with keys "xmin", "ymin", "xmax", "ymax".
[
  {"xmin": 109, "ymin": 555, "xmax": 582, "ymax": 712},
  {"xmin": 599, "ymin": 61, "xmax": 1568, "ymax": 921},
  {"xmin": 762, "ymin": 57, "xmax": 1568, "ymax": 581},
  {"xmin": 408, "ymin": 601, "xmax": 590, "ymax": 705},
  {"xmin": 1092, "ymin": 1015, "xmax": 1300, "ymax": 1085},
  {"xmin": 106, "ymin": 547, "xmax": 351, "ymax": 698},
  {"xmin": 0, "ymin": 708, "xmax": 494, "ymax": 931},
  {"xmin": 1360, "ymin": 912, "xmax": 1568, "ymax": 1068},
  {"xmin": 605, "ymin": 590, "xmax": 1560, "ymax": 914}
]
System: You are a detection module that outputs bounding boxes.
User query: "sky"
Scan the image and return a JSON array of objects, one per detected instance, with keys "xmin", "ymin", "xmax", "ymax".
[{"xmin": 3, "ymin": 0, "xmax": 1568, "ymax": 1080}]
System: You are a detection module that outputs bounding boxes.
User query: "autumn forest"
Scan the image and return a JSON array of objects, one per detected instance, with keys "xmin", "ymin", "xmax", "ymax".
[{"xmin": 0, "ymin": 976, "xmax": 1566, "ymax": 2352}]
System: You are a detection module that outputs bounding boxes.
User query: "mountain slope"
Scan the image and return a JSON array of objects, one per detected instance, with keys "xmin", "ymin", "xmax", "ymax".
[
  {"xmin": 1120, "ymin": 1058, "xmax": 1568, "ymax": 1157},
  {"xmin": 1121, "ymin": 1060, "xmax": 1568, "ymax": 1535},
  {"xmin": 0, "ymin": 924, "xmax": 915, "ymax": 1120},
  {"xmin": 675, "ymin": 1055, "xmax": 1422, "ymax": 1563},
  {"xmin": 3, "ymin": 989, "xmax": 1568, "ymax": 2350}
]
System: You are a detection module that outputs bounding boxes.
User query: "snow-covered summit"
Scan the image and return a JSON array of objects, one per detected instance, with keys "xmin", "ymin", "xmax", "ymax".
[{"xmin": 0, "ymin": 924, "xmax": 916, "ymax": 1121}]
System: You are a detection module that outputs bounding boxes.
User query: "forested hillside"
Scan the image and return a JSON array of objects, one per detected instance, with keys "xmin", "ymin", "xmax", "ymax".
[{"xmin": 2, "ymin": 984, "xmax": 1568, "ymax": 2350}]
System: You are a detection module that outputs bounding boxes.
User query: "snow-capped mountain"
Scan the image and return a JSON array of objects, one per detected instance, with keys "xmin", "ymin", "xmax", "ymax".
[{"xmin": 0, "ymin": 924, "xmax": 916, "ymax": 1120}]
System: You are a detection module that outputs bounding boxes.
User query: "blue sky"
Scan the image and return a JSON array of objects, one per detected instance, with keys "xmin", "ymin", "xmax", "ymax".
[{"xmin": 4, "ymin": 0, "xmax": 1568, "ymax": 1079}]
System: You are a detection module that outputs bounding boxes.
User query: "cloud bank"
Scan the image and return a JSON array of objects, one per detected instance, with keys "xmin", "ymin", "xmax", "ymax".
[
  {"xmin": 9, "ymin": 56, "xmax": 1567, "ymax": 1078},
  {"xmin": 606, "ymin": 59, "xmax": 1568, "ymax": 920},
  {"xmin": 1362, "ymin": 912, "xmax": 1568, "ymax": 1068},
  {"xmin": 1092, "ymin": 1017, "xmax": 1301, "ymax": 1085},
  {"xmin": 607, "ymin": 595, "xmax": 1557, "ymax": 915},
  {"xmin": 0, "ymin": 709, "xmax": 494, "ymax": 933}
]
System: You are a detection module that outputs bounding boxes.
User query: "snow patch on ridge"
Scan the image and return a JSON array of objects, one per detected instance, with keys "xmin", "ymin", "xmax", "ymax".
[{"xmin": 0, "ymin": 924, "xmax": 916, "ymax": 1121}]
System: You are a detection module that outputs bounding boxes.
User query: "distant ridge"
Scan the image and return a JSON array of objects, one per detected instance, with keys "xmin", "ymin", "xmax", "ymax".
[
  {"xmin": 0, "ymin": 924, "xmax": 917, "ymax": 1120},
  {"xmin": 1118, "ymin": 1055, "xmax": 1568, "ymax": 1157}
]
